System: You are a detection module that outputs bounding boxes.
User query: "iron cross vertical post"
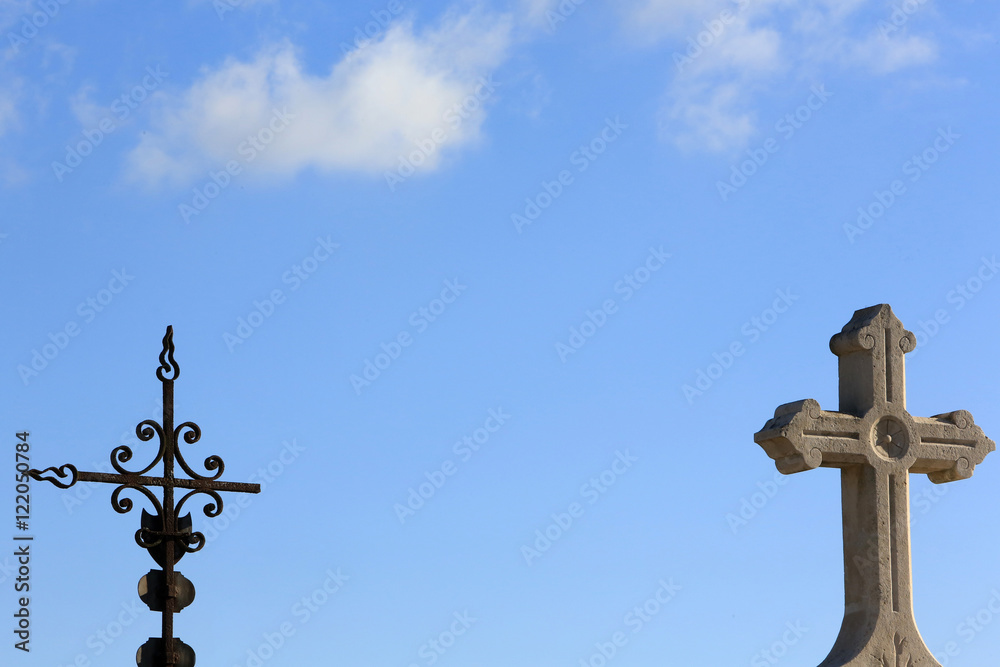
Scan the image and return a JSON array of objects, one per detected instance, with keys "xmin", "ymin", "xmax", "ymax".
[{"xmin": 30, "ymin": 326, "xmax": 261, "ymax": 667}]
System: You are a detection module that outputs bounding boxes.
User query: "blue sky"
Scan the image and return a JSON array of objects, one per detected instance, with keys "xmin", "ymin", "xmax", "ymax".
[{"xmin": 2, "ymin": 0, "xmax": 1000, "ymax": 665}]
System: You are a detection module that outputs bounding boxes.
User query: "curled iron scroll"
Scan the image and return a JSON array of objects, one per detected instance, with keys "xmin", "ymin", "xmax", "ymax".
[
  {"xmin": 174, "ymin": 421, "xmax": 225, "ymax": 481},
  {"xmin": 28, "ymin": 464, "xmax": 79, "ymax": 489},
  {"xmin": 111, "ymin": 483, "xmax": 164, "ymax": 517},
  {"xmin": 109, "ymin": 419, "xmax": 167, "ymax": 476},
  {"xmin": 175, "ymin": 487, "xmax": 223, "ymax": 519}
]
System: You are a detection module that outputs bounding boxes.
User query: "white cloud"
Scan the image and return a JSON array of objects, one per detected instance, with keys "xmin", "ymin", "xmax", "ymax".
[
  {"xmin": 0, "ymin": 79, "xmax": 21, "ymax": 138},
  {"xmin": 683, "ymin": 17, "xmax": 783, "ymax": 78},
  {"xmin": 0, "ymin": 76, "xmax": 27, "ymax": 186},
  {"xmin": 656, "ymin": 3, "xmax": 787, "ymax": 153},
  {"xmin": 197, "ymin": 0, "xmax": 277, "ymax": 21},
  {"xmin": 127, "ymin": 6, "xmax": 512, "ymax": 187},
  {"xmin": 0, "ymin": 0, "xmax": 32, "ymax": 34},
  {"xmin": 845, "ymin": 32, "xmax": 937, "ymax": 74},
  {"xmin": 632, "ymin": 0, "xmax": 941, "ymax": 153},
  {"xmin": 518, "ymin": 0, "xmax": 560, "ymax": 28},
  {"xmin": 627, "ymin": 0, "xmax": 735, "ymax": 41},
  {"xmin": 663, "ymin": 81, "xmax": 756, "ymax": 152},
  {"xmin": 0, "ymin": 3, "xmax": 34, "ymax": 135},
  {"xmin": 69, "ymin": 84, "xmax": 103, "ymax": 129}
]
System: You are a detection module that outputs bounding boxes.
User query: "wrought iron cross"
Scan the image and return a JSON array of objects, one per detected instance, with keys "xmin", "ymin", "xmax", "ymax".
[
  {"xmin": 754, "ymin": 305, "xmax": 995, "ymax": 666},
  {"xmin": 30, "ymin": 326, "xmax": 260, "ymax": 667}
]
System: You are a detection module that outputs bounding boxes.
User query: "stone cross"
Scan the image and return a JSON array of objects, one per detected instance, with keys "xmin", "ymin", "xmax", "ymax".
[{"xmin": 754, "ymin": 305, "xmax": 995, "ymax": 667}]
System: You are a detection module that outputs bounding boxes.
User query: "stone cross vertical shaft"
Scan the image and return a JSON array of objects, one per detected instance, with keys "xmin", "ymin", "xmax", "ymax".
[{"xmin": 755, "ymin": 305, "xmax": 995, "ymax": 667}]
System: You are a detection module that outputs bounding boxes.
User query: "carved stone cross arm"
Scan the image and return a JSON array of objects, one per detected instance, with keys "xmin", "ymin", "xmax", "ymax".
[
  {"xmin": 755, "ymin": 400, "xmax": 993, "ymax": 481},
  {"xmin": 910, "ymin": 411, "xmax": 993, "ymax": 482},
  {"xmin": 756, "ymin": 399, "xmax": 865, "ymax": 473}
]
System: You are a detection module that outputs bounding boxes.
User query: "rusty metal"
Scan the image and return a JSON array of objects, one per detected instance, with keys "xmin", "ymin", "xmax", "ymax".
[{"xmin": 30, "ymin": 326, "xmax": 260, "ymax": 667}]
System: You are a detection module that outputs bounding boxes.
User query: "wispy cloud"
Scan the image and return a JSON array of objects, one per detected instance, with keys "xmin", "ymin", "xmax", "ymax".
[
  {"xmin": 0, "ymin": 81, "xmax": 20, "ymax": 138},
  {"xmin": 518, "ymin": 0, "xmax": 558, "ymax": 27},
  {"xmin": 628, "ymin": 0, "xmax": 942, "ymax": 153},
  {"xmin": 844, "ymin": 32, "xmax": 937, "ymax": 74}
]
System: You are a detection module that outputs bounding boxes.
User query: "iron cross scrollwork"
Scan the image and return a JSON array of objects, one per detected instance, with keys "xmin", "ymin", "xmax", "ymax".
[{"xmin": 30, "ymin": 326, "xmax": 261, "ymax": 667}]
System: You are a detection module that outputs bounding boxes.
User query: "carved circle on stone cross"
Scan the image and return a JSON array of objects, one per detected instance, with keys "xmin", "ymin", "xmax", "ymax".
[
  {"xmin": 853, "ymin": 407, "xmax": 920, "ymax": 473},
  {"xmin": 873, "ymin": 417, "xmax": 908, "ymax": 461}
]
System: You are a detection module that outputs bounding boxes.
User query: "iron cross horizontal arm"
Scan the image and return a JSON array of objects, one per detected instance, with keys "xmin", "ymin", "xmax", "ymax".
[{"xmin": 30, "ymin": 326, "xmax": 261, "ymax": 667}]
